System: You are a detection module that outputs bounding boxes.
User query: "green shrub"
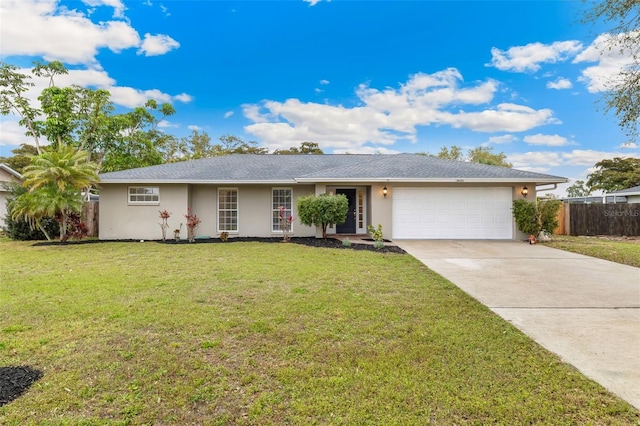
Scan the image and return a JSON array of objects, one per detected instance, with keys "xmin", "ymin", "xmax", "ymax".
[
  {"xmin": 297, "ymin": 193, "xmax": 349, "ymax": 238},
  {"xmin": 512, "ymin": 199, "xmax": 562, "ymax": 237},
  {"xmin": 3, "ymin": 182, "xmax": 59, "ymax": 240},
  {"xmin": 5, "ymin": 214, "xmax": 59, "ymax": 241}
]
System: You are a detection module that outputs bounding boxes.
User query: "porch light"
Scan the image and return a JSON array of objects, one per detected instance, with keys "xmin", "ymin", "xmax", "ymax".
[
  {"xmin": 382, "ymin": 186, "xmax": 388, "ymax": 198},
  {"xmin": 521, "ymin": 186, "xmax": 529, "ymax": 198}
]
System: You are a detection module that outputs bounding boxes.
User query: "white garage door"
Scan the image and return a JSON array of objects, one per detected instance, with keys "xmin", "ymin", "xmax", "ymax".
[{"xmin": 392, "ymin": 187, "xmax": 513, "ymax": 239}]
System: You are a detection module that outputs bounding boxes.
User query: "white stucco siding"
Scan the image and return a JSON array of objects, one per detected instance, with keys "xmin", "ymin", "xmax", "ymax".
[
  {"xmin": 0, "ymin": 167, "xmax": 20, "ymax": 230},
  {"xmin": 100, "ymin": 183, "xmax": 318, "ymax": 240},
  {"xmin": 99, "ymin": 183, "xmax": 189, "ymax": 240},
  {"xmin": 190, "ymin": 185, "xmax": 217, "ymax": 238}
]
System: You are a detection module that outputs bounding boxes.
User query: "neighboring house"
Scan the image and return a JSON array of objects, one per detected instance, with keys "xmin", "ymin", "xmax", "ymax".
[
  {"xmin": 561, "ymin": 195, "xmax": 628, "ymax": 204},
  {"xmin": 98, "ymin": 154, "xmax": 567, "ymax": 241},
  {"xmin": 0, "ymin": 164, "xmax": 22, "ymax": 230},
  {"xmin": 608, "ymin": 185, "xmax": 640, "ymax": 204}
]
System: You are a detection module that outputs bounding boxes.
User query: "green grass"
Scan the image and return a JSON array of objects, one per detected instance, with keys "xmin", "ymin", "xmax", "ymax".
[
  {"xmin": 545, "ymin": 235, "xmax": 640, "ymax": 267},
  {"xmin": 1, "ymin": 240, "xmax": 638, "ymax": 425}
]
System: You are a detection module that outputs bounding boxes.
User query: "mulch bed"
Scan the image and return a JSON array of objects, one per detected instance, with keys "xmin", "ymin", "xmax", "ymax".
[
  {"xmin": 33, "ymin": 237, "xmax": 406, "ymax": 254},
  {"xmin": 0, "ymin": 366, "xmax": 43, "ymax": 407}
]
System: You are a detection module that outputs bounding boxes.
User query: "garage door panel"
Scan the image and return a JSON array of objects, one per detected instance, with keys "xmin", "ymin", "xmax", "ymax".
[{"xmin": 393, "ymin": 187, "xmax": 513, "ymax": 239}]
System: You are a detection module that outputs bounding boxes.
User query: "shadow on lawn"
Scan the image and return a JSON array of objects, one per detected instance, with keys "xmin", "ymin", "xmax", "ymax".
[{"xmin": 0, "ymin": 366, "xmax": 43, "ymax": 407}]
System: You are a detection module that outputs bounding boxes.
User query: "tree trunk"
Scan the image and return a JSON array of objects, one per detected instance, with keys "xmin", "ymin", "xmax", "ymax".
[{"xmin": 38, "ymin": 223, "xmax": 52, "ymax": 241}]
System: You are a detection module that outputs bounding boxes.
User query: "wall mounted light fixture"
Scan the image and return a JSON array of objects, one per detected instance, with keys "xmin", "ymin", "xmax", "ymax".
[
  {"xmin": 521, "ymin": 186, "xmax": 529, "ymax": 198},
  {"xmin": 382, "ymin": 186, "xmax": 388, "ymax": 198}
]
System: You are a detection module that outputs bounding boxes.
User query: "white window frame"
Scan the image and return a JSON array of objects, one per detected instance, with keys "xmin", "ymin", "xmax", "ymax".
[
  {"xmin": 128, "ymin": 186, "xmax": 159, "ymax": 205},
  {"xmin": 272, "ymin": 187, "xmax": 293, "ymax": 233},
  {"xmin": 217, "ymin": 188, "xmax": 239, "ymax": 233}
]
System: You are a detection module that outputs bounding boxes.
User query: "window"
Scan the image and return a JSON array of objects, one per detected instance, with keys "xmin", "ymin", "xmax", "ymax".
[
  {"xmin": 272, "ymin": 188, "xmax": 292, "ymax": 232},
  {"xmin": 218, "ymin": 188, "xmax": 238, "ymax": 232},
  {"xmin": 128, "ymin": 186, "xmax": 159, "ymax": 204}
]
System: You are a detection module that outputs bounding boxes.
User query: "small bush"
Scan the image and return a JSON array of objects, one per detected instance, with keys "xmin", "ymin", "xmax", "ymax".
[
  {"xmin": 297, "ymin": 194, "xmax": 349, "ymax": 239},
  {"xmin": 5, "ymin": 215, "xmax": 59, "ymax": 241},
  {"xmin": 3, "ymin": 183, "xmax": 59, "ymax": 240},
  {"xmin": 512, "ymin": 199, "xmax": 562, "ymax": 237}
]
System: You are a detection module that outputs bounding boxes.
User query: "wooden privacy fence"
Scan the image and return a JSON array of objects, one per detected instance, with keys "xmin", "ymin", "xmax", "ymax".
[
  {"xmin": 82, "ymin": 201, "xmax": 99, "ymax": 237},
  {"xmin": 559, "ymin": 203, "xmax": 640, "ymax": 236}
]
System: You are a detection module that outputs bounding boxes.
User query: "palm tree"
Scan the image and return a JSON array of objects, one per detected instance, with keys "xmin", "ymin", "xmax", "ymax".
[
  {"xmin": 22, "ymin": 145, "xmax": 98, "ymax": 192},
  {"xmin": 16, "ymin": 145, "xmax": 99, "ymax": 240},
  {"xmin": 10, "ymin": 185, "xmax": 83, "ymax": 241}
]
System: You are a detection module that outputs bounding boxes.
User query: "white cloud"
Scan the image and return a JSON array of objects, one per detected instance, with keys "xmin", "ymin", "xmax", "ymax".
[
  {"xmin": 547, "ymin": 77, "xmax": 572, "ymax": 90},
  {"xmin": 224, "ymin": 111, "xmax": 234, "ymax": 119},
  {"xmin": 7, "ymin": 67, "xmax": 191, "ymax": 110},
  {"xmin": 0, "ymin": 0, "xmax": 178, "ymax": 65},
  {"xmin": 508, "ymin": 149, "xmax": 639, "ymax": 171},
  {"xmin": 333, "ymin": 146, "xmax": 401, "ymax": 155},
  {"xmin": 0, "ymin": 119, "xmax": 37, "ymax": 147},
  {"xmin": 562, "ymin": 149, "xmax": 638, "ymax": 166},
  {"xmin": 523, "ymin": 133, "xmax": 573, "ymax": 146},
  {"xmin": 108, "ymin": 87, "xmax": 189, "ymax": 108},
  {"xmin": 303, "ymin": 0, "xmax": 323, "ymax": 6},
  {"xmin": 488, "ymin": 40, "xmax": 583, "ymax": 72},
  {"xmin": 244, "ymin": 69, "xmax": 559, "ymax": 151},
  {"xmin": 439, "ymin": 103, "xmax": 558, "ymax": 133},
  {"xmin": 173, "ymin": 93, "xmax": 193, "ymax": 103},
  {"xmin": 621, "ymin": 141, "xmax": 638, "ymax": 149},
  {"xmin": 508, "ymin": 151, "xmax": 563, "ymax": 171},
  {"xmin": 157, "ymin": 120, "xmax": 178, "ymax": 128},
  {"xmin": 574, "ymin": 32, "xmax": 636, "ymax": 93},
  {"xmin": 138, "ymin": 33, "xmax": 180, "ymax": 56},
  {"xmin": 187, "ymin": 125, "xmax": 202, "ymax": 131},
  {"xmin": 320, "ymin": 79, "xmax": 330, "ymax": 85},
  {"xmin": 82, "ymin": 0, "xmax": 125, "ymax": 18},
  {"xmin": 485, "ymin": 135, "xmax": 517, "ymax": 145}
]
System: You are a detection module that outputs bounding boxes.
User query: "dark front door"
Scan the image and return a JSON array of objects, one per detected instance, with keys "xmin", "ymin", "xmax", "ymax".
[{"xmin": 336, "ymin": 189, "xmax": 357, "ymax": 234}]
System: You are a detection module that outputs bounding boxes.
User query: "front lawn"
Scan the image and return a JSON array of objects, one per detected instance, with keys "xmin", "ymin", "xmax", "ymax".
[
  {"xmin": 545, "ymin": 235, "xmax": 640, "ymax": 268},
  {"xmin": 1, "ymin": 240, "xmax": 637, "ymax": 424}
]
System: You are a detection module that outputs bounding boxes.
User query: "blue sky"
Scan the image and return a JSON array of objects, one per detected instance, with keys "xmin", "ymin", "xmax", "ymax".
[{"xmin": 1, "ymin": 0, "xmax": 638, "ymax": 195}]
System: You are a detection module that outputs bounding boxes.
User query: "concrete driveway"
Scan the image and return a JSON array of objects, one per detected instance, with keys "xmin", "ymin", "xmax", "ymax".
[{"xmin": 396, "ymin": 240, "xmax": 640, "ymax": 410}]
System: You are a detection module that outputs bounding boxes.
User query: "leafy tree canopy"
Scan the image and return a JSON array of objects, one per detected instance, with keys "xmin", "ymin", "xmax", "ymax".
[
  {"xmin": 581, "ymin": 0, "xmax": 640, "ymax": 144},
  {"xmin": 436, "ymin": 145, "xmax": 512, "ymax": 167},
  {"xmin": 274, "ymin": 141, "xmax": 324, "ymax": 155},
  {"xmin": 1, "ymin": 61, "xmax": 175, "ymax": 173},
  {"xmin": 586, "ymin": 157, "xmax": 640, "ymax": 192},
  {"xmin": 0, "ymin": 143, "xmax": 38, "ymax": 174},
  {"xmin": 566, "ymin": 179, "xmax": 592, "ymax": 198}
]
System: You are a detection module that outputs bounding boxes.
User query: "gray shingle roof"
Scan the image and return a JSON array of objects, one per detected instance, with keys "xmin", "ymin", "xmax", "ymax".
[
  {"xmin": 609, "ymin": 185, "xmax": 640, "ymax": 195},
  {"xmin": 99, "ymin": 154, "xmax": 567, "ymax": 184}
]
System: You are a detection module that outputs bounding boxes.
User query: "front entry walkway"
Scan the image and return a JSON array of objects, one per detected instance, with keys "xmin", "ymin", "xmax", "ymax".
[{"xmin": 396, "ymin": 240, "xmax": 640, "ymax": 410}]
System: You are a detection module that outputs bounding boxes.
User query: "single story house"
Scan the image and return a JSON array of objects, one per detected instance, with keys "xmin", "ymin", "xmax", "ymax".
[
  {"xmin": 98, "ymin": 154, "xmax": 567, "ymax": 241},
  {"xmin": 0, "ymin": 164, "xmax": 22, "ymax": 230},
  {"xmin": 608, "ymin": 185, "xmax": 640, "ymax": 204}
]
